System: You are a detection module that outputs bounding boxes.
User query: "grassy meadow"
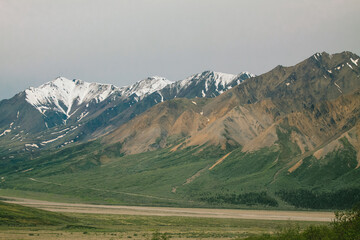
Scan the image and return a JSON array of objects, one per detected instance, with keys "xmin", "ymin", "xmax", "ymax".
[
  {"xmin": 0, "ymin": 200, "xmax": 328, "ymax": 240},
  {"xmin": 1, "ymin": 129, "xmax": 360, "ymax": 210}
]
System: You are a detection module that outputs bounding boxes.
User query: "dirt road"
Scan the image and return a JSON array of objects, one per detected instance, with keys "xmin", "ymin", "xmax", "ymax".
[{"xmin": 1, "ymin": 196, "xmax": 334, "ymax": 222}]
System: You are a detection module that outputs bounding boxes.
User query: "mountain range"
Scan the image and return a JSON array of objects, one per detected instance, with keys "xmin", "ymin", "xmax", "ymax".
[
  {"xmin": 0, "ymin": 51, "xmax": 359, "ymax": 210},
  {"xmin": 104, "ymin": 52, "xmax": 360, "ymax": 155},
  {"xmin": 0, "ymin": 71, "xmax": 254, "ymax": 154}
]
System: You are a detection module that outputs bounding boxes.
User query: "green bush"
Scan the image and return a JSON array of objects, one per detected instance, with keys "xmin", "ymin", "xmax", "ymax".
[
  {"xmin": 242, "ymin": 204, "xmax": 360, "ymax": 240},
  {"xmin": 151, "ymin": 231, "xmax": 170, "ymax": 240},
  {"xmin": 332, "ymin": 204, "xmax": 360, "ymax": 240}
]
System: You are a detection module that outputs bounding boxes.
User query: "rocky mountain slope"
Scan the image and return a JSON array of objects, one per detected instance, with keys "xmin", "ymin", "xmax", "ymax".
[
  {"xmin": 1, "ymin": 51, "xmax": 359, "ymax": 209},
  {"xmin": 104, "ymin": 52, "xmax": 360, "ymax": 156},
  {"xmin": 0, "ymin": 71, "xmax": 253, "ymax": 155}
]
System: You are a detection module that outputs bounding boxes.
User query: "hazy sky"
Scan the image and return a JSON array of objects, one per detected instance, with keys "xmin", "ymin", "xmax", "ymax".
[{"xmin": 1, "ymin": 0, "xmax": 359, "ymax": 100}]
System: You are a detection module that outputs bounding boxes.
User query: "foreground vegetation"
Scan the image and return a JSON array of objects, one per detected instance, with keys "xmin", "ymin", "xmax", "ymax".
[
  {"xmin": 1, "ymin": 200, "xmax": 359, "ymax": 239},
  {"xmin": 0, "ymin": 200, "xmax": 326, "ymax": 239},
  {"xmin": 244, "ymin": 205, "xmax": 360, "ymax": 240}
]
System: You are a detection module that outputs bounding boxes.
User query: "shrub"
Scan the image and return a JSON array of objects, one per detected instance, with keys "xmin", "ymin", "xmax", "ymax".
[{"xmin": 242, "ymin": 203, "xmax": 360, "ymax": 240}]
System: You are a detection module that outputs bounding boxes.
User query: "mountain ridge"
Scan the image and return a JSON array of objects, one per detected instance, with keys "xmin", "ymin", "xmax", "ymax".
[
  {"xmin": 0, "ymin": 70, "xmax": 254, "ymax": 154},
  {"xmin": 103, "ymin": 51, "xmax": 360, "ymax": 154},
  {"xmin": 1, "ymin": 51, "xmax": 360, "ymax": 210}
]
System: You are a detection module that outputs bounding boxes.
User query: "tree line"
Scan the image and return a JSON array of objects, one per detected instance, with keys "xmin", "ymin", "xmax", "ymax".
[
  {"xmin": 198, "ymin": 191, "xmax": 278, "ymax": 207},
  {"xmin": 276, "ymin": 188, "xmax": 360, "ymax": 209}
]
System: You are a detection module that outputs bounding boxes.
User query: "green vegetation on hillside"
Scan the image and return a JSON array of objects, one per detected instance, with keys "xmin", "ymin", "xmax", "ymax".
[
  {"xmin": 198, "ymin": 192, "xmax": 278, "ymax": 207},
  {"xmin": 1, "ymin": 120, "xmax": 359, "ymax": 210},
  {"xmin": 276, "ymin": 188, "xmax": 360, "ymax": 210},
  {"xmin": 0, "ymin": 200, "xmax": 75, "ymax": 226},
  {"xmin": 1, "ymin": 51, "xmax": 360, "ymax": 213},
  {"xmin": 1, "ymin": 134, "xmax": 359, "ymax": 210}
]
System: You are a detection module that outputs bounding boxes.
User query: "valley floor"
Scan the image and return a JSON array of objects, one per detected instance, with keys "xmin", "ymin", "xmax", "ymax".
[
  {"xmin": 2, "ymin": 196, "xmax": 334, "ymax": 222},
  {"xmin": 0, "ymin": 195, "xmax": 334, "ymax": 240}
]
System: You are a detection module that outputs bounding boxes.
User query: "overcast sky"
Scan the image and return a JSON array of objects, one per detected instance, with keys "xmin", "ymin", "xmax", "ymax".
[{"xmin": 0, "ymin": 0, "xmax": 359, "ymax": 100}]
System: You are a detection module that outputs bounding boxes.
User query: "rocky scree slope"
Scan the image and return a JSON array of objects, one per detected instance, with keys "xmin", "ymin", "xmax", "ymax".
[
  {"xmin": 103, "ymin": 52, "xmax": 360, "ymax": 161},
  {"xmin": 0, "ymin": 72, "xmax": 253, "ymax": 156}
]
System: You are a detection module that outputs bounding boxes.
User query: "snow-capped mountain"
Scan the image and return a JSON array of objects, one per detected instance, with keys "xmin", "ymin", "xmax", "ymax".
[
  {"xmin": 122, "ymin": 76, "xmax": 172, "ymax": 101},
  {"xmin": 0, "ymin": 70, "xmax": 254, "ymax": 154},
  {"xmin": 166, "ymin": 71, "xmax": 255, "ymax": 98},
  {"xmin": 24, "ymin": 76, "xmax": 174, "ymax": 122},
  {"xmin": 19, "ymin": 71, "xmax": 253, "ymax": 128},
  {"xmin": 25, "ymin": 77, "xmax": 118, "ymax": 121}
]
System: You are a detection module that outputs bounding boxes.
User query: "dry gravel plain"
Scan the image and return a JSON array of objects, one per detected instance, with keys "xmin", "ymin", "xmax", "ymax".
[
  {"xmin": 2, "ymin": 196, "xmax": 334, "ymax": 221},
  {"xmin": 1, "ymin": 196, "xmax": 334, "ymax": 240}
]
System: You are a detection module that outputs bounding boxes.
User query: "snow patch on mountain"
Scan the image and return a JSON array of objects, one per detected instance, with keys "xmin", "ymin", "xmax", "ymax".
[
  {"xmin": 0, "ymin": 129, "xmax": 11, "ymax": 137},
  {"xmin": 25, "ymin": 143, "xmax": 39, "ymax": 148},
  {"xmin": 124, "ymin": 76, "xmax": 172, "ymax": 100},
  {"xmin": 157, "ymin": 91, "xmax": 164, "ymax": 102},
  {"xmin": 77, "ymin": 111, "xmax": 89, "ymax": 122},
  {"xmin": 213, "ymin": 72, "xmax": 237, "ymax": 88},
  {"xmin": 40, "ymin": 133, "xmax": 67, "ymax": 145},
  {"xmin": 179, "ymin": 73, "xmax": 201, "ymax": 88},
  {"xmin": 22, "ymin": 71, "xmax": 253, "ymax": 126},
  {"xmin": 172, "ymin": 71, "xmax": 254, "ymax": 97},
  {"xmin": 50, "ymin": 127, "xmax": 70, "ymax": 135},
  {"xmin": 313, "ymin": 52, "xmax": 322, "ymax": 61},
  {"xmin": 350, "ymin": 58, "xmax": 359, "ymax": 66},
  {"xmin": 177, "ymin": 71, "xmax": 237, "ymax": 89},
  {"xmin": 25, "ymin": 77, "xmax": 118, "ymax": 118}
]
